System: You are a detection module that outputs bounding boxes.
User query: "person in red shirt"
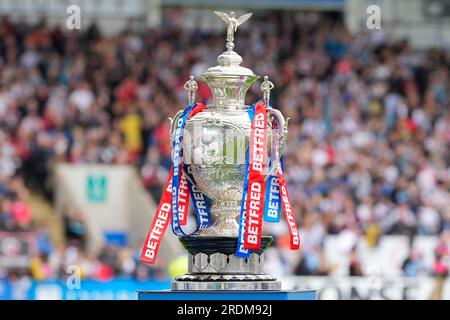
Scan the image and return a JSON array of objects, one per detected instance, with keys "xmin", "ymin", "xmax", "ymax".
[
  {"xmin": 11, "ymin": 200, "xmax": 32, "ymax": 231},
  {"xmin": 430, "ymin": 231, "xmax": 450, "ymax": 299}
]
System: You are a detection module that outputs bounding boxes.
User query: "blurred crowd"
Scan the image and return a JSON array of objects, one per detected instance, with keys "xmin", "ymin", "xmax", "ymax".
[{"xmin": 1, "ymin": 10, "xmax": 450, "ymax": 282}]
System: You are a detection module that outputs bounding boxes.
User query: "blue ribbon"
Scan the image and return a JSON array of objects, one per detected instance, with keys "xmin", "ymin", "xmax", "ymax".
[
  {"xmin": 185, "ymin": 164, "xmax": 211, "ymax": 231},
  {"xmin": 263, "ymin": 175, "xmax": 281, "ymax": 222},
  {"xmin": 171, "ymin": 104, "xmax": 211, "ymax": 236}
]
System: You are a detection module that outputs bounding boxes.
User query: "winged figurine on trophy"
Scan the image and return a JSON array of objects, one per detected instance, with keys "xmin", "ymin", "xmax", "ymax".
[{"xmin": 214, "ymin": 11, "xmax": 252, "ymax": 51}]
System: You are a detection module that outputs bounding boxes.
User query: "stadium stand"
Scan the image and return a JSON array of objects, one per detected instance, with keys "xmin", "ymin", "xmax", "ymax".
[{"xmin": 0, "ymin": 9, "xmax": 449, "ymax": 290}]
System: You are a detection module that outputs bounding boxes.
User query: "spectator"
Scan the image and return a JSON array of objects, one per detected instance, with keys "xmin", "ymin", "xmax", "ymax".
[
  {"xmin": 430, "ymin": 231, "xmax": 450, "ymax": 300},
  {"xmin": 349, "ymin": 247, "xmax": 363, "ymax": 276},
  {"xmin": 402, "ymin": 249, "xmax": 426, "ymax": 277},
  {"xmin": 63, "ymin": 209, "xmax": 87, "ymax": 250}
]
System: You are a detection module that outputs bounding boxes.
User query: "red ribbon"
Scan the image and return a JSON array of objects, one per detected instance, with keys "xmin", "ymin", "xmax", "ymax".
[
  {"xmin": 277, "ymin": 162, "xmax": 300, "ymax": 249},
  {"xmin": 188, "ymin": 103, "xmax": 207, "ymax": 118},
  {"xmin": 272, "ymin": 115, "xmax": 300, "ymax": 250},
  {"xmin": 140, "ymin": 170, "xmax": 173, "ymax": 264},
  {"xmin": 244, "ymin": 101, "xmax": 268, "ymax": 250}
]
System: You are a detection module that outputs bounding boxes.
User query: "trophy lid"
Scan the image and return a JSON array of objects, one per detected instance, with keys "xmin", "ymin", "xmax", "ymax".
[
  {"xmin": 201, "ymin": 50, "xmax": 255, "ymax": 78},
  {"xmin": 201, "ymin": 11, "xmax": 259, "ymax": 109}
]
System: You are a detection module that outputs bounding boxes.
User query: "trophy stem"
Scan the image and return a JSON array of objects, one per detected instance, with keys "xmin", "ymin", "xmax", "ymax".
[{"xmin": 200, "ymin": 200, "xmax": 240, "ymax": 237}]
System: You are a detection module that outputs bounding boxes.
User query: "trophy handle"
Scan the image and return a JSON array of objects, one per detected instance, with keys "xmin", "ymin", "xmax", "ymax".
[
  {"xmin": 266, "ymin": 107, "xmax": 289, "ymax": 179},
  {"xmin": 169, "ymin": 109, "xmax": 185, "ymax": 141},
  {"xmin": 168, "ymin": 109, "xmax": 201, "ymax": 195}
]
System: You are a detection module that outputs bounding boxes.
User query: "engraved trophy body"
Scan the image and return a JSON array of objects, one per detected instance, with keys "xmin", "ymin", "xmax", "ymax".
[{"xmin": 170, "ymin": 11, "xmax": 288, "ymax": 291}]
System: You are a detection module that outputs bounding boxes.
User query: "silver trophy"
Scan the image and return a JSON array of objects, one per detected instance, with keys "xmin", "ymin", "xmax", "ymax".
[{"xmin": 170, "ymin": 11, "xmax": 288, "ymax": 291}]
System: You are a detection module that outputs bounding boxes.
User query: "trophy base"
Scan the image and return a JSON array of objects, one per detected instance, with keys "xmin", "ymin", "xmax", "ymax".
[
  {"xmin": 172, "ymin": 280, "xmax": 281, "ymax": 291},
  {"xmin": 172, "ymin": 236, "xmax": 281, "ymax": 291}
]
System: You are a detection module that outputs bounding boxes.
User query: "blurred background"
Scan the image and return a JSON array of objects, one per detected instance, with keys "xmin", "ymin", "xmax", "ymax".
[{"xmin": 1, "ymin": 0, "xmax": 450, "ymax": 300}]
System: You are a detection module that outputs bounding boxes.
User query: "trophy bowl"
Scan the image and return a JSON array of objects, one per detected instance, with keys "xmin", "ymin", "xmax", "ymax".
[{"xmin": 183, "ymin": 107, "xmax": 275, "ymax": 237}]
